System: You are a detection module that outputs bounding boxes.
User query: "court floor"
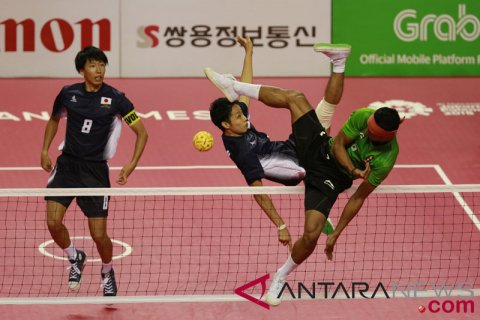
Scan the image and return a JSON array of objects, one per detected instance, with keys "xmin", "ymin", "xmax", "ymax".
[{"xmin": 0, "ymin": 76, "xmax": 479, "ymax": 319}]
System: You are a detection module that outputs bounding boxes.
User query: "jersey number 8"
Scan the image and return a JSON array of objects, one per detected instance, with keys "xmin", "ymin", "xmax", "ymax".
[{"xmin": 81, "ymin": 119, "xmax": 93, "ymax": 134}]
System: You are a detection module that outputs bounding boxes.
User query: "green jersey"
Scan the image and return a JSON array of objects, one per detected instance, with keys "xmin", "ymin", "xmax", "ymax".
[{"xmin": 329, "ymin": 108, "xmax": 399, "ymax": 187}]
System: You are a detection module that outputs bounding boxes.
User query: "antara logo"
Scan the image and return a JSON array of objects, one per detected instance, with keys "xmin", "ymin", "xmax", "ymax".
[{"xmin": 234, "ymin": 274, "xmax": 270, "ymax": 310}]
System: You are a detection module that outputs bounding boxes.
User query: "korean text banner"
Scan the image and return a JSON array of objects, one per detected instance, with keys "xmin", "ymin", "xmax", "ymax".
[{"xmin": 0, "ymin": 0, "xmax": 331, "ymax": 77}]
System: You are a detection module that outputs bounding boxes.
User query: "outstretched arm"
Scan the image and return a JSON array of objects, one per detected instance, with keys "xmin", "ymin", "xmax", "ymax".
[
  {"xmin": 117, "ymin": 120, "xmax": 148, "ymax": 185},
  {"xmin": 324, "ymin": 179, "xmax": 376, "ymax": 260},
  {"xmin": 40, "ymin": 116, "xmax": 60, "ymax": 172},
  {"xmin": 250, "ymin": 179, "xmax": 292, "ymax": 251},
  {"xmin": 237, "ymin": 36, "xmax": 253, "ymax": 106}
]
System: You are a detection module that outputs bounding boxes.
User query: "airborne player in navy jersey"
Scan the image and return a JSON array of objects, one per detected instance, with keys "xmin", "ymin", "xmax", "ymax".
[
  {"xmin": 209, "ymin": 37, "xmax": 342, "ymax": 251},
  {"xmin": 40, "ymin": 46, "xmax": 148, "ymax": 296}
]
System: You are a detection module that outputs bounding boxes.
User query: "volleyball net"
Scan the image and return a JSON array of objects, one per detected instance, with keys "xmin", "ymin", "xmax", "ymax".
[{"xmin": 0, "ymin": 185, "xmax": 479, "ymax": 304}]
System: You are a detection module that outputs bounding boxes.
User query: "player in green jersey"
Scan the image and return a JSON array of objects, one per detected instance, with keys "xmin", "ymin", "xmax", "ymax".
[{"xmin": 203, "ymin": 44, "xmax": 401, "ymax": 306}]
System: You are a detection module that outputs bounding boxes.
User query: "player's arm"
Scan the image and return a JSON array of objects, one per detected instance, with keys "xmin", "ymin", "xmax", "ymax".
[
  {"xmin": 40, "ymin": 116, "xmax": 61, "ymax": 172},
  {"xmin": 250, "ymin": 179, "xmax": 292, "ymax": 251},
  {"xmin": 117, "ymin": 116, "xmax": 148, "ymax": 185},
  {"xmin": 237, "ymin": 36, "xmax": 253, "ymax": 106},
  {"xmin": 324, "ymin": 179, "xmax": 376, "ymax": 260},
  {"xmin": 332, "ymin": 130, "xmax": 370, "ymax": 179}
]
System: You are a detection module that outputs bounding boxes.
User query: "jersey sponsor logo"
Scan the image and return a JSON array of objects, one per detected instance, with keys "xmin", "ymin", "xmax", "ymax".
[
  {"xmin": 123, "ymin": 110, "xmax": 140, "ymax": 126},
  {"xmin": 368, "ymin": 100, "xmax": 433, "ymax": 119},
  {"xmin": 324, "ymin": 179, "xmax": 335, "ymax": 190},
  {"xmin": 100, "ymin": 97, "xmax": 112, "ymax": 108},
  {"xmin": 70, "ymin": 95, "xmax": 77, "ymax": 103}
]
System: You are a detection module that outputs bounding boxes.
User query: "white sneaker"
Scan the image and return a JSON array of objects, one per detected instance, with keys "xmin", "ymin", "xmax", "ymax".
[
  {"xmin": 265, "ymin": 273, "xmax": 286, "ymax": 306},
  {"xmin": 204, "ymin": 67, "xmax": 239, "ymax": 102},
  {"xmin": 313, "ymin": 43, "xmax": 351, "ymax": 61}
]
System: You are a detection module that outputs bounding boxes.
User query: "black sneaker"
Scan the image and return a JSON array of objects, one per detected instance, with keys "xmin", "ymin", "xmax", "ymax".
[
  {"xmin": 101, "ymin": 268, "xmax": 117, "ymax": 296},
  {"xmin": 68, "ymin": 250, "xmax": 87, "ymax": 291}
]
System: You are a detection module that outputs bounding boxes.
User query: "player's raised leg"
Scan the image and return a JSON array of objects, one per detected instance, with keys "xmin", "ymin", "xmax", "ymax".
[
  {"xmin": 204, "ymin": 68, "xmax": 312, "ymax": 124},
  {"xmin": 314, "ymin": 43, "xmax": 351, "ymax": 134}
]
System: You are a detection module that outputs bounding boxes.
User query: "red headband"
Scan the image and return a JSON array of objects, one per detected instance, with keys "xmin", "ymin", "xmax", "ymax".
[{"xmin": 367, "ymin": 115, "xmax": 397, "ymax": 140}]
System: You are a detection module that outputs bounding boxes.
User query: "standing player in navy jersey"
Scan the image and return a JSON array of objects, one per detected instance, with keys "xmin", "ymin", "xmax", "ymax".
[
  {"xmin": 40, "ymin": 46, "xmax": 148, "ymax": 296},
  {"xmin": 209, "ymin": 37, "xmax": 344, "ymax": 250}
]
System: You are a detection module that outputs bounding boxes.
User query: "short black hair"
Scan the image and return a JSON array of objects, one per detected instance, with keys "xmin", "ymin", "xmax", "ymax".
[
  {"xmin": 74, "ymin": 46, "xmax": 108, "ymax": 73},
  {"xmin": 374, "ymin": 107, "xmax": 401, "ymax": 131},
  {"xmin": 210, "ymin": 97, "xmax": 237, "ymax": 132}
]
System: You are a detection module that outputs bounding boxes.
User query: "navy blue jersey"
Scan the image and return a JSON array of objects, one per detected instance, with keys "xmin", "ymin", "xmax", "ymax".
[
  {"xmin": 52, "ymin": 83, "xmax": 136, "ymax": 161},
  {"xmin": 222, "ymin": 102, "xmax": 302, "ymax": 185}
]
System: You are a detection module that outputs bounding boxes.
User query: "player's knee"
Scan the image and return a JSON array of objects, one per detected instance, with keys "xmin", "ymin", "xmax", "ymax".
[
  {"xmin": 286, "ymin": 90, "xmax": 306, "ymax": 103},
  {"xmin": 90, "ymin": 231, "xmax": 108, "ymax": 245},
  {"xmin": 302, "ymin": 230, "xmax": 321, "ymax": 249},
  {"xmin": 46, "ymin": 218, "xmax": 63, "ymax": 232}
]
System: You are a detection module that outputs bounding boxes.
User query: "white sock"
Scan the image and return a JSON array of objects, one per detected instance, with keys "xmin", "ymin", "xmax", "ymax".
[
  {"xmin": 233, "ymin": 82, "xmax": 261, "ymax": 100},
  {"xmin": 332, "ymin": 58, "xmax": 347, "ymax": 73},
  {"xmin": 64, "ymin": 244, "xmax": 77, "ymax": 261},
  {"xmin": 315, "ymin": 98, "xmax": 337, "ymax": 130},
  {"xmin": 102, "ymin": 262, "xmax": 113, "ymax": 274},
  {"xmin": 277, "ymin": 255, "xmax": 298, "ymax": 278}
]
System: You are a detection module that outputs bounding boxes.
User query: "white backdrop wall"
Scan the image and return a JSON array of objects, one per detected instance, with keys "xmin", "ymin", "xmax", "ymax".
[{"xmin": 0, "ymin": 0, "xmax": 331, "ymax": 77}]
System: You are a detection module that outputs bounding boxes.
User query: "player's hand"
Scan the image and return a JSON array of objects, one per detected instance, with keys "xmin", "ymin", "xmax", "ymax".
[
  {"xmin": 324, "ymin": 234, "xmax": 338, "ymax": 261},
  {"xmin": 278, "ymin": 227, "xmax": 293, "ymax": 252},
  {"xmin": 351, "ymin": 162, "xmax": 371, "ymax": 180},
  {"xmin": 40, "ymin": 152, "xmax": 52, "ymax": 172},
  {"xmin": 116, "ymin": 163, "xmax": 136, "ymax": 185},
  {"xmin": 237, "ymin": 36, "xmax": 253, "ymax": 53}
]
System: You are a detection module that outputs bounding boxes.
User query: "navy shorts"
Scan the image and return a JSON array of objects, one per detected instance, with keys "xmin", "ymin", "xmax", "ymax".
[
  {"xmin": 292, "ymin": 110, "xmax": 352, "ymax": 217},
  {"xmin": 45, "ymin": 154, "xmax": 111, "ymax": 217}
]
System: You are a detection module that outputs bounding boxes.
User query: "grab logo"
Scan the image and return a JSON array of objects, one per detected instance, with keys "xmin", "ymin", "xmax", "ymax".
[
  {"xmin": 394, "ymin": 4, "xmax": 479, "ymax": 42},
  {"xmin": 368, "ymin": 100, "xmax": 433, "ymax": 119},
  {"xmin": 0, "ymin": 18, "xmax": 111, "ymax": 52}
]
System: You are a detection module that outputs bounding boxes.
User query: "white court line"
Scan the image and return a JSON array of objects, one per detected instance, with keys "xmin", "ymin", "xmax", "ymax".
[
  {"xmin": 0, "ymin": 164, "xmax": 446, "ymax": 171},
  {"xmin": 433, "ymin": 165, "xmax": 480, "ymax": 232},
  {"xmin": 0, "ymin": 288, "xmax": 479, "ymax": 305}
]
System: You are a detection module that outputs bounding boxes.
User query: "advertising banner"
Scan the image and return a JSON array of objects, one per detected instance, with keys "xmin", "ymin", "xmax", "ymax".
[
  {"xmin": 120, "ymin": 0, "xmax": 331, "ymax": 77},
  {"xmin": 0, "ymin": 0, "xmax": 120, "ymax": 77},
  {"xmin": 0, "ymin": 0, "xmax": 331, "ymax": 77},
  {"xmin": 332, "ymin": 0, "xmax": 480, "ymax": 76}
]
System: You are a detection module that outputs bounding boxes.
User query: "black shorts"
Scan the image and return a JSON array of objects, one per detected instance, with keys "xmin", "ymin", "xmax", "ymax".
[
  {"xmin": 45, "ymin": 154, "xmax": 111, "ymax": 218},
  {"xmin": 292, "ymin": 110, "xmax": 353, "ymax": 217}
]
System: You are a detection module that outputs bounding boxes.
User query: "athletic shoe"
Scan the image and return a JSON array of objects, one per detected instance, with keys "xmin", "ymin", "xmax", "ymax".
[
  {"xmin": 313, "ymin": 43, "xmax": 351, "ymax": 61},
  {"xmin": 265, "ymin": 273, "xmax": 287, "ymax": 306},
  {"xmin": 101, "ymin": 268, "xmax": 118, "ymax": 296},
  {"xmin": 322, "ymin": 218, "xmax": 335, "ymax": 235},
  {"xmin": 204, "ymin": 67, "xmax": 239, "ymax": 102},
  {"xmin": 68, "ymin": 250, "xmax": 87, "ymax": 291}
]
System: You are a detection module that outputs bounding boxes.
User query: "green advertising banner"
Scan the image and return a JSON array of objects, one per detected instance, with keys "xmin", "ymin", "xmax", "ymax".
[{"xmin": 332, "ymin": 0, "xmax": 480, "ymax": 76}]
